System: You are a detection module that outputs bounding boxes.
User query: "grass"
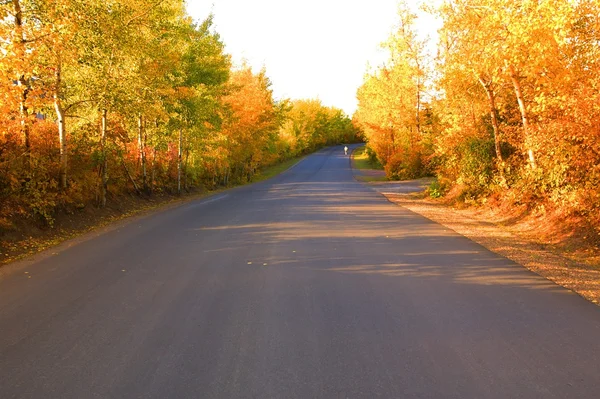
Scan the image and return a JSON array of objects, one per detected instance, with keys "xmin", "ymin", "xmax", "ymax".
[
  {"xmin": 351, "ymin": 146, "xmax": 373, "ymax": 170},
  {"xmin": 354, "ymin": 175, "xmax": 389, "ymax": 183},
  {"xmin": 351, "ymin": 146, "xmax": 384, "ymax": 170},
  {"xmin": 351, "ymin": 146, "xmax": 388, "ymax": 182},
  {"xmin": 252, "ymin": 156, "xmax": 304, "ymax": 183}
]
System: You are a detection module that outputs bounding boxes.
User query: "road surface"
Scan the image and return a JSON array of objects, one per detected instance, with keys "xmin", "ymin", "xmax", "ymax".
[{"xmin": 1, "ymin": 145, "xmax": 600, "ymax": 398}]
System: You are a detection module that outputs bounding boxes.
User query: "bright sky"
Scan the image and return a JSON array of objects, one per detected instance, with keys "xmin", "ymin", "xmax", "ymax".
[{"xmin": 185, "ymin": 1, "xmax": 439, "ymax": 116}]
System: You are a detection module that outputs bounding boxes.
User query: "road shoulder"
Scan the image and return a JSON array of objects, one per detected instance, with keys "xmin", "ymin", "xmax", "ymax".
[{"xmin": 363, "ymin": 178, "xmax": 600, "ymax": 306}]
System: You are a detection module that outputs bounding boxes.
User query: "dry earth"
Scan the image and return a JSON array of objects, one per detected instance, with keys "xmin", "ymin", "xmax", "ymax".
[{"xmin": 364, "ymin": 177, "xmax": 600, "ymax": 306}]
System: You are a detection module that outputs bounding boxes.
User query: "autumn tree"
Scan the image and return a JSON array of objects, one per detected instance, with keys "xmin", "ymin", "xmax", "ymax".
[
  {"xmin": 355, "ymin": 1, "xmax": 431, "ymax": 179},
  {"xmin": 218, "ymin": 66, "xmax": 281, "ymax": 183},
  {"xmin": 0, "ymin": 0, "xmax": 37, "ymax": 170},
  {"xmin": 165, "ymin": 15, "xmax": 230, "ymax": 194},
  {"xmin": 278, "ymin": 99, "xmax": 357, "ymax": 158},
  {"xmin": 429, "ymin": 0, "xmax": 600, "ymax": 228},
  {"xmin": 1, "ymin": 0, "xmax": 361, "ymax": 232}
]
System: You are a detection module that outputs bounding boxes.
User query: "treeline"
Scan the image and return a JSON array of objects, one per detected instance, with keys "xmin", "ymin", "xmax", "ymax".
[
  {"xmin": 0, "ymin": 0, "xmax": 358, "ymax": 226},
  {"xmin": 355, "ymin": 0, "xmax": 600, "ymax": 225}
]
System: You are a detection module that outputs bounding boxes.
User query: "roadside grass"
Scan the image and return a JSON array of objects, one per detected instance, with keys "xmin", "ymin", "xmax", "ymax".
[
  {"xmin": 251, "ymin": 156, "xmax": 304, "ymax": 183},
  {"xmin": 352, "ymin": 146, "xmax": 387, "ymax": 182},
  {"xmin": 351, "ymin": 146, "xmax": 383, "ymax": 170},
  {"xmin": 354, "ymin": 175, "xmax": 388, "ymax": 182}
]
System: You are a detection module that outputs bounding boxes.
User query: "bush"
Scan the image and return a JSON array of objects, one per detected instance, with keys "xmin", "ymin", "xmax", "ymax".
[
  {"xmin": 455, "ymin": 137, "xmax": 495, "ymax": 197},
  {"xmin": 384, "ymin": 149, "xmax": 424, "ymax": 180},
  {"xmin": 428, "ymin": 179, "xmax": 445, "ymax": 198},
  {"xmin": 365, "ymin": 145, "xmax": 381, "ymax": 166}
]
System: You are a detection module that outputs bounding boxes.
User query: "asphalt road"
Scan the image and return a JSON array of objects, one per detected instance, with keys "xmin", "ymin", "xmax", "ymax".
[{"xmin": 1, "ymin": 145, "xmax": 600, "ymax": 398}]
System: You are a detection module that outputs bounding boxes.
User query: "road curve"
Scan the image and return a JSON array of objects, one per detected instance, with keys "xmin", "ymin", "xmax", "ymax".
[{"xmin": 1, "ymin": 145, "xmax": 600, "ymax": 398}]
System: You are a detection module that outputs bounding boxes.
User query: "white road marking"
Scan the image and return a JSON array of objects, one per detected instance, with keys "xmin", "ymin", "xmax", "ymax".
[
  {"xmin": 186, "ymin": 194, "xmax": 229, "ymax": 209},
  {"xmin": 199, "ymin": 194, "xmax": 229, "ymax": 205}
]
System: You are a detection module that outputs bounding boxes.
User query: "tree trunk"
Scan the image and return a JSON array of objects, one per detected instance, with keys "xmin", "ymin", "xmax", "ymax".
[
  {"xmin": 122, "ymin": 156, "xmax": 141, "ymax": 195},
  {"xmin": 150, "ymin": 119, "xmax": 159, "ymax": 195},
  {"xmin": 18, "ymin": 76, "xmax": 31, "ymax": 174},
  {"xmin": 12, "ymin": 0, "xmax": 31, "ymax": 172},
  {"xmin": 477, "ymin": 76, "xmax": 503, "ymax": 163},
  {"xmin": 54, "ymin": 58, "xmax": 68, "ymax": 190},
  {"xmin": 415, "ymin": 67, "xmax": 421, "ymax": 136},
  {"xmin": 138, "ymin": 114, "xmax": 147, "ymax": 193},
  {"xmin": 507, "ymin": 63, "xmax": 536, "ymax": 169},
  {"xmin": 177, "ymin": 129, "xmax": 182, "ymax": 195},
  {"xmin": 183, "ymin": 146, "xmax": 190, "ymax": 192},
  {"xmin": 100, "ymin": 108, "xmax": 108, "ymax": 207},
  {"xmin": 150, "ymin": 147, "xmax": 156, "ymax": 195},
  {"xmin": 412, "ymin": 69, "xmax": 421, "ymax": 157},
  {"xmin": 478, "ymin": 76, "xmax": 506, "ymax": 186}
]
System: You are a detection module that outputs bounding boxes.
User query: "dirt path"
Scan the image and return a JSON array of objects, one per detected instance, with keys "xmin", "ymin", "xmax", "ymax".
[{"xmin": 364, "ymin": 178, "xmax": 600, "ymax": 306}]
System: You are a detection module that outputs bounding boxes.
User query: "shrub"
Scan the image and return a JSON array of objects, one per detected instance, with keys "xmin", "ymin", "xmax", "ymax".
[
  {"xmin": 428, "ymin": 179, "xmax": 445, "ymax": 198},
  {"xmin": 384, "ymin": 149, "xmax": 424, "ymax": 180}
]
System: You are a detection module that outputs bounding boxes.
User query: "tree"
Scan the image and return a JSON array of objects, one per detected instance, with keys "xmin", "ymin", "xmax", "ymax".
[
  {"xmin": 166, "ymin": 16, "xmax": 230, "ymax": 193},
  {"xmin": 220, "ymin": 65, "xmax": 281, "ymax": 183},
  {"xmin": 355, "ymin": 1, "xmax": 431, "ymax": 179}
]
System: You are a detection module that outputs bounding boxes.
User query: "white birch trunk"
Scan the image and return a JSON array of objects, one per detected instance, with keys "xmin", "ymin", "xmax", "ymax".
[
  {"xmin": 12, "ymin": 0, "xmax": 31, "ymax": 171},
  {"xmin": 477, "ymin": 76, "xmax": 504, "ymax": 164},
  {"xmin": 54, "ymin": 58, "xmax": 68, "ymax": 190},
  {"xmin": 507, "ymin": 64, "xmax": 537, "ymax": 169},
  {"xmin": 177, "ymin": 129, "xmax": 182, "ymax": 195},
  {"xmin": 138, "ymin": 114, "xmax": 147, "ymax": 192},
  {"xmin": 100, "ymin": 109, "xmax": 108, "ymax": 207}
]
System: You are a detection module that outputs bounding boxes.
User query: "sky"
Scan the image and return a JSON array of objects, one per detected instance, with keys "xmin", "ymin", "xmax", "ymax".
[{"xmin": 185, "ymin": 1, "xmax": 439, "ymax": 116}]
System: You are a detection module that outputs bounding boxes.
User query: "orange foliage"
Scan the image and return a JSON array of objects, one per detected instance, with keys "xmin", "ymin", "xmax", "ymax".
[
  {"xmin": 218, "ymin": 66, "xmax": 281, "ymax": 183},
  {"xmin": 354, "ymin": 1, "xmax": 431, "ymax": 180},
  {"xmin": 426, "ymin": 0, "xmax": 600, "ymax": 227}
]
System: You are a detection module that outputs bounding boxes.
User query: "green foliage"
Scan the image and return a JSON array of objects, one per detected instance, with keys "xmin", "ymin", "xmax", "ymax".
[
  {"xmin": 278, "ymin": 99, "xmax": 359, "ymax": 157},
  {"xmin": 352, "ymin": 146, "xmax": 384, "ymax": 171},
  {"xmin": 427, "ymin": 179, "xmax": 445, "ymax": 199},
  {"xmin": 364, "ymin": 145, "xmax": 382, "ymax": 168},
  {"xmin": 457, "ymin": 137, "xmax": 494, "ymax": 191},
  {"xmin": 23, "ymin": 179, "xmax": 57, "ymax": 226}
]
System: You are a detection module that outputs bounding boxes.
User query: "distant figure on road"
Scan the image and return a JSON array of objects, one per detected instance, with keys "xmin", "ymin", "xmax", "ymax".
[{"xmin": 344, "ymin": 146, "xmax": 348, "ymax": 155}]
